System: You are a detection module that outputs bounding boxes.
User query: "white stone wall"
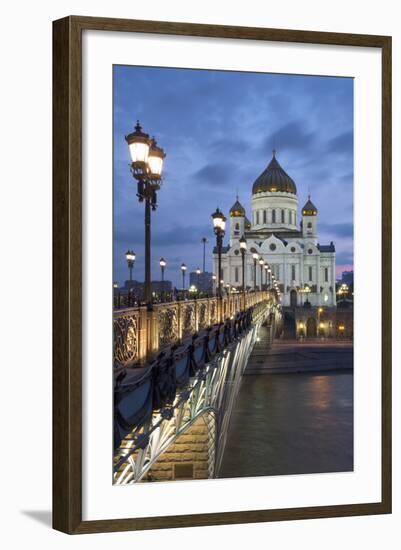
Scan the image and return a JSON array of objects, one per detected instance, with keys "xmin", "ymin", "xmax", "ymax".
[
  {"xmin": 251, "ymin": 191, "xmax": 298, "ymax": 231},
  {"xmin": 213, "ymin": 234, "xmax": 336, "ymax": 307}
]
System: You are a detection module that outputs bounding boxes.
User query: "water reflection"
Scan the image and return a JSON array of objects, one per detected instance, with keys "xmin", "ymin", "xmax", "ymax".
[{"xmin": 219, "ymin": 372, "xmax": 354, "ymax": 479}]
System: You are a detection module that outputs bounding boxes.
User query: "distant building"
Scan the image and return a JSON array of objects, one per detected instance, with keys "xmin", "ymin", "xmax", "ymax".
[
  {"xmin": 341, "ymin": 270, "xmax": 354, "ymax": 286},
  {"xmin": 121, "ymin": 279, "xmax": 172, "ymax": 298},
  {"xmin": 189, "ymin": 271, "xmax": 214, "ymax": 292}
]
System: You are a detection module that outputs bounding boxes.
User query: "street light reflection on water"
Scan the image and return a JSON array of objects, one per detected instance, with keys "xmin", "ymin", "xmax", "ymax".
[{"xmin": 220, "ymin": 371, "xmax": 353, "ymax": 478}]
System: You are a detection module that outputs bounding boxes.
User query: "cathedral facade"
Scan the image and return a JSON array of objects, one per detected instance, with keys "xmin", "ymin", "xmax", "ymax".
[{"xmin": 213, "ymin": 152, "xmax": 336, "ymax": 308}]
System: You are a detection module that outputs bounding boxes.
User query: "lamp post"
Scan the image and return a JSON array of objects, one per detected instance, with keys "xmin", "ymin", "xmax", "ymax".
[
  {"xmin": 212, "ymin": 274, "xmax": 217, "ymax": 296},
  {"xmin": 159, "ymin": 257, "xmax": 166, "ymax": 302},
  {"xmin": 239, "ymin": 236, "xmax": 247, "ymax": 307},
  {"xmin": 267, "ymin": 266, "xmax": 272, "ymax": 289},
  {"xmin": 196, "ymin": 267, "xmax": 201, "ymax": 294},
  {"xmin": 259, "ymin": 258, "xmax": 264, "ymax": 291},
  {"xmin": 264, "ymin": 263, "xmax": 269, "ymax": 290},
  {"xmin": 125, "ymin": 121, "xmax": 165, "ymax": 306},
  {"xmin": 252, "ymin": 252, "xmax": 259, "ymax": 291},
  {"xmin": 159, "ymin": 257, "xmax": 166, "ymax": 282},
  {"xmin": 125, "ymin": 250, "xmax": 136, "ymax": 283},
  {"xmin": 211, "ymin": 208, "xmax": 226, "ymax": 300},
  {"xmin": 181, "ymin": 263, "xmax": 187, "ymax": 292},
  {"xmin": 201, "ymin": 237, "xmax": 208, "ymax": 273}
]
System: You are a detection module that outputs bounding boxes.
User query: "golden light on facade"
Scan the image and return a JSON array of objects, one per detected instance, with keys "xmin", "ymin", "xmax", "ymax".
[{"xmin": 338, "ymin": 324, "xmax": 345, "ymax": 331}]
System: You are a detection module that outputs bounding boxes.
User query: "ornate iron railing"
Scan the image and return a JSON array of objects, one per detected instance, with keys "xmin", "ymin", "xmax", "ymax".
[
  {"xmin": 113, "ymin": 290, "xmax": 272, "ymax": 366},
  {"xmin": 113, "ymin": 298, "xmax": 281, "ymax": 483}
]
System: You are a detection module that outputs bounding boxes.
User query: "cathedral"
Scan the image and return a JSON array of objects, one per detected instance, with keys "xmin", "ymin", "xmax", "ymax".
[{"xmin": 214, "ymin": 151, "xmax": 336, "ymax": 308}]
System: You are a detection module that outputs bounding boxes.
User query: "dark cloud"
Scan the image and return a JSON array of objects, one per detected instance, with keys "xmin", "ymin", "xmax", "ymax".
[
  {"xmin": 336, "ymin": 251, "xmax": 354, "ymax": 265},
  {"xmin": 114, "ymin": 221, "xmax": 210, "ymax": 248},
  {"xmin": 193, "ymin": 163, "xmax": 234, "ymax": 186},
  {"xmin": 319, "ymin": 222, "xmax": 353, "ymax": 238},
  {"xmin": 264, "ymin": 121, "xmax": 316, "ymax": 153},
  {"xmin": 326, "ymin": 131, "xmax": 353, "ymax": 155},
  {"xmin": 153, "ymin": 224, "xmax": 210, "ymax": 246},
  {"xmin": 209, "ymin": 137, "xmax": 252, "ymax": 156}
]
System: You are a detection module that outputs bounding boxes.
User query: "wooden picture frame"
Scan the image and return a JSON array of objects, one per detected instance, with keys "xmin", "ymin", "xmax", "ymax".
[{"xmin": 53, "ymin": 15, "xmax": 392, "ymax": 534}]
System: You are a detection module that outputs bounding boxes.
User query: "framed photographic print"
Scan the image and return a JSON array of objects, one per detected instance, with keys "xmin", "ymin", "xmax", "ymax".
[{"xmin": 53, "ymin": 16, "xmax": 392, "ymax": 534}]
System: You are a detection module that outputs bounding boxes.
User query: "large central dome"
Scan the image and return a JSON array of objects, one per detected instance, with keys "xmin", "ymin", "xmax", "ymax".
[{"xmin": 252, "ymin": 152, "xmax": 297, "ymax": 195}]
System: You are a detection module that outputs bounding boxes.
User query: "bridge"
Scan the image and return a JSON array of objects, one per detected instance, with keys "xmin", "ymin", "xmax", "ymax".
[{"xmin": 113, "ymin": 291, "xmax": 282, "ymax": 484}]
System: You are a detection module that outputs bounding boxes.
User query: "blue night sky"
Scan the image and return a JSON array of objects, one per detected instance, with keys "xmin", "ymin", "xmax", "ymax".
[{"xmin": 113, "ymin": 65, "xmax": 353, "ymax": 288}]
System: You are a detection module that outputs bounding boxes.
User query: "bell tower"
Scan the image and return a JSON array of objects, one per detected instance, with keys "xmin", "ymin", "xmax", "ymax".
[
  {"xmin": 301, "ymin": 195, "xmax": 318, "ymax": 244},
  {"xmin": 229, "ymin": 197, "xmax": 246, "ymax": 246}
]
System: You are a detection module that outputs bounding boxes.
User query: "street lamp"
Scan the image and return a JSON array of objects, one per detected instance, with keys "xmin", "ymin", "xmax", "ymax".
[
  {"xmin": 267, "ymin": 266, "xmax": 272, "ymax": 289},
  {"xmin": 181, "ymin": 263, "xmax": 187, "ymax": 291},
  {"xmin": 159, "ymin": 257, "xmax": 166, "ymax": 302},
  {"xmin": 212, "ymin": 273, "xmax": 217, "ymax": 297},
  {"xmin": 201, "ymin": 237, "xmax": 208, "ymax": 273},
  {"xmin": 125, "ymin": 121, "xmax": 166, "ymax": 305},
  {"xmin": 211, "ymin": 207, "xmax": 226, "ymax": 300},
  {"xmin": 259, "ymin": 257, "xmax": 264, "ymax": 291},
  {"xmin": 337, "ymin": 283, "xmax": 349, "ymax": 301},
  {"xmin": 252, "ymin": 252, "xmax": 259, "ymax": 291},
  {"xmin": 189, "ymin": 284, "xmax": 197, "ymax": 297},
  {"xmin": 125, "ymin": 250, "xmax": 136, "ymax": 282},
  {"xmin": 239, "ymin": 236, "xmax": 247, "ymax": 297},
  {"xmin": 159, "ymin": 257, "xmax": 166, "ymax": 281},
  {"xmin": 264, "ymin": 263, "xmax": 269, "ymax": 289},
  {"xmin": 196, "ymin": 267, "xmax": 201, "ymax": 293}
]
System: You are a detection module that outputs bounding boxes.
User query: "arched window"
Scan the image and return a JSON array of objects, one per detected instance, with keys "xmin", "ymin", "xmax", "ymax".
[{"xmin": 272, "ymin": 209, "xmax": 276, "ymax": 223}]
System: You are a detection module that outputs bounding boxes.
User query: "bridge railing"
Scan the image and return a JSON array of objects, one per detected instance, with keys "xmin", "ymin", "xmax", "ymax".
[
  {"xmin": 113, "ymin": 298, "xmax": 279, "ymax": 483},
  {"xmin": 113, "ymin": 290, "xmax": 272, "ymax": 367}
]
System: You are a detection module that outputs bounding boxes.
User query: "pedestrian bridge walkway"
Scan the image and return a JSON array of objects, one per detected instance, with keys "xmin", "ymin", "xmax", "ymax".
[{"xmin": 113, "ymin": 291, "xmax": 281, "ymax": 484}]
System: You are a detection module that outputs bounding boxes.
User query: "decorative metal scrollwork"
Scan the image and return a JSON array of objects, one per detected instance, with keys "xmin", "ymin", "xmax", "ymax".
[
  {"xmin": 158, "ymin": 306, "xmax": 178, "ymax": 347},
  {"xmin": 198, "ymin": 302, "xmax": 207, "ymax": 329},
  {"xmin": 210, "ymin": 301, "xmax": 217, "ymax": 324},
  {"xmin": 114, "ymin": 313, "xmax": 139, "ymax": 365},
  {"xmin": 181, "ymin": 303, "xmax": 196, "ymax": 337}
]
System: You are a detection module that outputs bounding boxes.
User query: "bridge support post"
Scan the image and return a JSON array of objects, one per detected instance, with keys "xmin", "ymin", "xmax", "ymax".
[
  {"xmin": 149, "ymin": 308, "xmax": 159, "ymax": 356},
  {"xmin": 138, "ymin": 306, "xmax": 149, "ymax": 363}
]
